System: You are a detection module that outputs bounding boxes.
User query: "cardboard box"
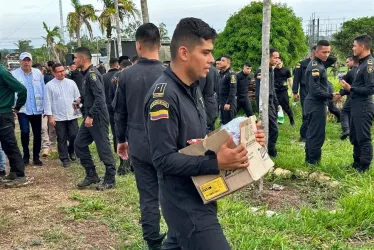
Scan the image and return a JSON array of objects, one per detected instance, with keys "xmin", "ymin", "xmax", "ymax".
[{"xmin": 179, "ymin": 116, "xmax": 274, "ymax": 204}]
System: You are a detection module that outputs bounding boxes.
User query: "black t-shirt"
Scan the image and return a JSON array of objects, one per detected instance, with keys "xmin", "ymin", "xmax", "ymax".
[{"xmin": 274, "ymin": 67, "xmax": 291, "ymax": 92}]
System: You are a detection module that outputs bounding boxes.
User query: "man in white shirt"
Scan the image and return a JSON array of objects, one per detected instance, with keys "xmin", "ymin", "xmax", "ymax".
[{"xmin": 44, "ymin": 63, "xmax": 81, "ymax": 168}]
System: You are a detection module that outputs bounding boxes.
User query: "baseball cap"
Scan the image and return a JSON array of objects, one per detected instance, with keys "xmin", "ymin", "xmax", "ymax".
[{"xmin": 20, "ymin": 52, "xmax": 32, "ymax": 61}]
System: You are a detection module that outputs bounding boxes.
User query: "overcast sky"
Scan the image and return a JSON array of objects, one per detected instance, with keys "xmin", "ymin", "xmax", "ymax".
[{"xmin": 0, "ymin": 0, "xmax": 373, "ymax": 49}]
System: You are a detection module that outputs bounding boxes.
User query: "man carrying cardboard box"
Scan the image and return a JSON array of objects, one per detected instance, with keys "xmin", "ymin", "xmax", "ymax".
[{"xmin": 144, "ymin": 17, "xmax": 265, "ymax": 250}]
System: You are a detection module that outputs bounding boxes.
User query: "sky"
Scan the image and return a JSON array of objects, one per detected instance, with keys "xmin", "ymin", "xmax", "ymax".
[{"xmin": 0, "ymin": 0, "xmax": 373, "ymax": 49}]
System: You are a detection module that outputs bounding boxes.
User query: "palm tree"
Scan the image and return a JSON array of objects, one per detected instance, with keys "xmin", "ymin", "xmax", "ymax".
[
  {"xmin": 140, "ymin": 0, "xmax": 149, "ymax": 23},
  {"xmin": 98, "ymin": 0, "xmax": 139, "ymax": 58},
  {"xmin": 42, "ymin": 22, "xmax": 62, "ymax": 63},
  {"xmin": 159, "ymin": 22, "xmax": 170, "ymax": 42},
  {"xmin": 66, "ymin": 0, "xmax": 97, "ymax": 47},
  {"xmin": 14, "ymin": 40, "xmax": 33, "ymax": 53},
  {"xmin": 55, "ymin": 43, "xmax": 68, "ymax": 65}
]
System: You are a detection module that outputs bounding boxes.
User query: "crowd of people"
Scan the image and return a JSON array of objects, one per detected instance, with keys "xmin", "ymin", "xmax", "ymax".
[{"xmin": 0, "ymin": 16, "xmax": 373, "ymax": 249}]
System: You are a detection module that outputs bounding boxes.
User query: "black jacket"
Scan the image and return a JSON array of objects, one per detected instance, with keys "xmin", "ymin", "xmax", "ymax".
[
  {"xmin": 350, "ymin": 55, "xmax": 374, "ymax": 101},
  {"xmin": 305, "ymin": 58, "xmax": 333, "ymax": 102},
  {"xmin": 274, "ymin": 67, "xmax": 291, "ymax": 93},
  {"xmin": 219, "ymin": 67, "xmax": 237, "ymax": 105},
  {"xmin": 236, "ymin": 70, "xmax": 250, "ymax": 98},
  {"xmin": 103, "ymin": 68, "xmax": 119, "ymax": 108},
  {"xmin": 255, "ymin": 68, "xmax": 279, "ymax": 107}
]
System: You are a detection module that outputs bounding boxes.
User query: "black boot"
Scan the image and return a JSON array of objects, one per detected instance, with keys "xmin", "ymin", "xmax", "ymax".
[
  {"xmin": 146, "ymin": 233, "xmax": 166, "ymax": 250},
  {"xmin": 96, "ymin": 174, "xmax": 115, "ymax": 191},
  {"xmin": 357, "ymin": 164, "xmax": 370, "ymax": 173},
  {"xmin": 117, "ymin": 159, "xmax": 131, "ymax": 176},
  {"xmin": 77, "ymin": 168, "xmax": 100, "ymax": 188}
]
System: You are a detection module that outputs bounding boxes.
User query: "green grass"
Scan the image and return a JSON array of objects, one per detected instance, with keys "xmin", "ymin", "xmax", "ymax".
[{"xmin": 60, "ymin": 77, "xmax": 374, "ymax": 249}]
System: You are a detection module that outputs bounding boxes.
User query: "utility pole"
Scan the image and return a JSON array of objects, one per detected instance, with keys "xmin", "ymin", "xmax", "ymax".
[
  {"xmin": 114, "ymin": 0, "xmax": 122, "ymax": 57},
  {"xmin": 317, "ymin": 18, "xmax": 320, "ymax": 42},
  {"xmin": 59, "ymin": 0, "xmax": 65, "ymax": 44}
]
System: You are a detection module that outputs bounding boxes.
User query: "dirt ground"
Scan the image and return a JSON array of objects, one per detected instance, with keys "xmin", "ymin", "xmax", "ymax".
[{"xmin": 0, "ymin": 158, "xmax": 116, "ymax": 250}]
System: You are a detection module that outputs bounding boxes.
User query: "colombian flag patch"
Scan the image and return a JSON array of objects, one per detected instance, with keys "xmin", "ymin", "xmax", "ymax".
[{"xmin": 150, "ymin": 110, "xmax": 169, "ymax": 121}]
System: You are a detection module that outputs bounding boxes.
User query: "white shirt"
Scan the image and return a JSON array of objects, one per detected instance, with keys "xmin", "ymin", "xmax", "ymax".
[{"xmin": 44, "ymin": 78, "xmax": 81, "ymax": 121}]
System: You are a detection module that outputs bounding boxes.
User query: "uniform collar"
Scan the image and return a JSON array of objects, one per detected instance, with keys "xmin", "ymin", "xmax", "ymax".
[
  {"xmin": 82, "ymin": 64, "xmax": 93, "ymax": 75},
  {"xmin": 138, "ymin": 57, "xmax": 162, "ymax": 64},
  {"xmin": 164, "ymin": 67, "xmax": 198, "ymax": 92},
  {"xmin": 108, "ymin": 68, "xmax": 119, "ymax": 72},
  {"xmin": 222, "ymin": 67, "xmax": 232, "ymax": 74},
  {"xmin": 359, "ymin": 54, "xmax": 371, "ymax": 64}
]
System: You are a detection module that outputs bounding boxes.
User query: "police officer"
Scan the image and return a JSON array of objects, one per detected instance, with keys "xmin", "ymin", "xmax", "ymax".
[
  {"xmin": 236, "ymin": 61, "xmax": 254, "ymax": 117},
  {"xmin": 254, "ymin": 48, "xmax": 280, "ymax": 157},
  {"xmin": 199, "ymin": 66, "xmax": 219, "ymax": 133},
  {"xmin": 274, "ymin": 59, "xmax": 295, "ymax": 126},
  {"xmin": 219, "ymin": 55, "xmax": 237, "ymax": 124},
  {"xmin": 338, "ymin": 56, "xmax": 358, "ymax": 140},
  {"xmin": 114, "ymin": 23, "xmax": 178, "ymax": 250},
  {"xmin": 144, "ymin": 17, "xmax": 265, "ymax": 249},
  {"xmin": 340, "ymin": 35, "xmax": 374, "ymax": 172},
  {"xmin": 304, "ymin": 40, "xmax": 339, "ymax": 165},
  {"xmin": 327, "ymin": 81, "xmax": 341, "ymax": 122},
  {"xmin": 73, "ymin": 47, "xmax": 116, "ymax": 190}
]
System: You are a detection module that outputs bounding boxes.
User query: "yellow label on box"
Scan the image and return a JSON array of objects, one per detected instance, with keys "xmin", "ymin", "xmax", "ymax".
[{"xmin": 199, "ymin": 177, "xmax": 228, "ymax": 201}]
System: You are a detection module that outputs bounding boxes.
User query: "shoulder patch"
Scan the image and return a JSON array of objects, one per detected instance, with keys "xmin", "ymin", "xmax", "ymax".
[
  {"xmin": 153, "ymin": 83, "xmax": 167, "ymax": 98},
  {"xmin": 150, "ymin": 109, "xmax": 169, "ymax": 121},
  {"xmin": 296, "ymin": 63, "xmax": 301, "ymax": 68},
  {"xmin": 230, "ymin": 74, "xmax": 237, "ymax": 84},
  {"xmin": 90, "ymin": 72, "xmax": 97, "ymax": 81},
  {"xmin": 257, "ymin": 73, "xmax": 262, "ymax": 79},
  {"xmin": 312, "ymin": 61, "xmax": 318, "ymax": 66},
  {"xmin": 150, "ymin": 99, "xmax": 169, "ymax": 110},
  {"xmin": 312, "ymin": 68, "xmax": 320, "ymax": 77},
  {"xmin": 368, "ymin": 65, "xmax": 374, "ymax": 73}
]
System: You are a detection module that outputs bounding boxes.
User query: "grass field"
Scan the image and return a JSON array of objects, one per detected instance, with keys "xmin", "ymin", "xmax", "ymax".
[{"xmin": 1, "ymin": 74, "xmax": 374, "ymax": 249}]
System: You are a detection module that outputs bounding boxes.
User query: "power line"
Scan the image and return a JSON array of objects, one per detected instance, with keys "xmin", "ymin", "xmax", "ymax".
[{"xmin": 0, "ymin": 0, "xmax": 58, "ymax": 44}]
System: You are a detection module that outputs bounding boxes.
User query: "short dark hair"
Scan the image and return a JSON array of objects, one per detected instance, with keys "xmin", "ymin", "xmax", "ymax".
[
  {"xmin": 312, "ymin": 45, "xmax": 317, "ymax": 51},
  {"xmin": 135, "ymin": 23, "xmax": 160, "ymax": 50},
  {"xmin": 221, "ymin": 54, "xmax": 232, "ymax": 62},
  {"xmin": 47, "ymin": 61, "xmax": 55, "ymax": 67},
  {"xmin": 347, "ymin": 55, "xmax": 359, "ymax": 64},
  {"xmin": 109, "ymin": 58, "xmax": 119, "ymax": 68},
  {"xmin": 118, "ymin": 56, "xmax": 129, "ymax": 64},
  {"xmin": 75, "ymin": 47, "xmax": 92, "ymax": 60},
  {"xmin": 354, "ymin": 34, "xmax": 372, "ymax": 50},
  {"xmin": 316, "ymin": 40, "xmax": 330, "ymax": 49},
  {"xmin": 270, "ymin": 48, "xmax": 278, "ymax": 56},
  {"xmin": 215, "ymin": 57, "xmax": 222, "ymax": 62},
  {"xmin": 69, "ymin": 62, "xmax": 75, "ymax": 66},
  {"xmin": 120, "ymin": 60, "xmax": 132, "ymax": 69},
  {"xmin": 170, "ymin": 17, "xmax": 217, "ymax": 60},
  {"xmin": 244, "ymin": 61, "xmax": 252, "ymax": 67},
  {"xmin": 52, "ymin": 63, "xmax": 63, "ymax": 71},
  {"xmin": 131, "ymin": 55, "xmax": 139, "ymax": 63}
]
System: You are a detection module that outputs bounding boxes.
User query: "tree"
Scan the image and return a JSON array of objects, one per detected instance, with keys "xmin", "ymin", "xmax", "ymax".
[
  {"xmin": 140, "ymin": 0, "xmax": 149, "ymax": 23},
  {"xmin": 14, "ymin": 40, "xmax": 33, "ymax": 53},
  {"xmin": 98, "ymin": 0, "xmax": 139, "ymax": 58},
  {"xmin": 121, "ymin": 19, "xmax": 142, "ymax": 40},
  {"xmin": 55, "ymin": 43, "xmax": 68, "ymax": 65},
  {"xmin": 42, "ymin": 22, "xmax": 62, "ymax": 63},
  {"xmin": 214, "ymin": 2, "xmax": 307, "ymax": 70},
  {"xmin": 66, "ymin": 0, "xmax": 97, "ymax": 47},
  {"xmin": 332, "ymin": 17, "xmax": 374, "ymax": 58},
  {"xmin": 0, "ymin": 49, "xmax": 10, "ymax": 65},
  {"xmin": 159, "ymin": 22, "xmax": 170, "ymax": 42},
  {"xmin": 31, "ymin": 45, "xmax": 49, "ymax": 64}
]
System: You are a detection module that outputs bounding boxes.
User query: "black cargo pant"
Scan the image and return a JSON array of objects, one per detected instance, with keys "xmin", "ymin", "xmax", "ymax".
[
  {"xmin": 107, "ymin": 106, "xmax": 117, "ymax": 152},
  {"xmin": 0, "ymin": 113, "xmax": 25, "ymax": 177},
  {"xmin": 268, "ymin": 102, "xmax": 279, "ymax": 157},
  {"xmin": 304, "ymin": 99, "xmax": 327, "ymax": 164},
  {"xmin": 328, "ymin": 101, "xmax": 341, "ymax": 122},
  {"xmin": 159, "ymin": 175, "xmax": 231, "ymax": 250},
  {"xmin": 236, "ymin": 97, "xmax": 254, "ymax": 117},
  {"xmin": 340, "ymin": 98, "xmax": 351, "ymax": 135},
  {"xmin": 74, "ymin": 115, "xmax": 116, "ymax": 183},
  {"xmin": 55, "ymin": 119, "xmax": 79, "ymax": 162},
  {"xmin": 299, "ymin": 85, "xmax": 308, "ymax": 140},
  {"xmin": 220, "ymin": 101, "xmax": 236, "ymax": 125},
  {"xmin": 276, "ymin": 90, "xmax": 294, "ymax": 122},
  {"xmin": 349, "ymin": 100, "xmax": 374, "ymax": 170}
]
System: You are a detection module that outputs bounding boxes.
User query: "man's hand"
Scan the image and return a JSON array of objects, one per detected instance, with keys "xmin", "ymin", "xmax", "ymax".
[
  {"xmin": 224, "ymin": 104, "xmax": 231, "ymax": 110},
  {"xmin": 217, "ymin": 137, "xmax": 249, "ymax": 171},
  {"xmin": 76, "ymin": 97, "xmax": 81, "ymax": 105},
  {"xmin": 12, "ymin": 108, "xmax": 19, "ymax": 114},
  {"xmin": 255, "ymin": 121, "xmax": 266, "ymax": 146},
  {"xmin": 48, "ymin": 116, "xmax": 56, "ymax": 126},
  {"xmin": 117, "ymin": 142, "xmax": 129, "ymax": 160},
  {"xmin": 293, "ymin": 93, "xmax": 299, "ymax": 102},
  {"xmin": 85, "ymin": 116, "xmax": 93, "ymax": 127},
  {"xmin": 340, "ymin": 79, "xmax": 351, "ymax": 91},
  {"xmin": 332, "ymin": 93, "xmax": 341, "ymax": 102}
]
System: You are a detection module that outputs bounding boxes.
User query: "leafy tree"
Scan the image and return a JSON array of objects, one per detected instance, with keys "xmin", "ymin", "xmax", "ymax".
[
  {"xmin": 66, "ymin": 0, "xmax": 97, "ymax": 47},
  {"xmin": 332, "ymin": 17, "xmax": 374, "ymax": 58},
  {"xmin": 99, "ymin": 0, "xmax": 139, "ymax": 60},
  {"xmin": 14, "ymin": 40, "xmax": 33, "ymax": 53},
  {"xmin": 66, "ymin": 36, "xmax": 107, "ymax": 55},
  {"xmin": 159, "ymin": 22, "xmax": 170, "ymax": 42},
  {"xmin": 214, "ymin": 2, "xmax": 307, "ymax": 70},
  {"xmin": 121, "ymin": 20, "xmax": 142, "ymax": 40},
  {"xmin": 42, "ymin": 22, "xmax": 62, "ymax": 62},
  {"xmin": 0, "ymin": 49, "xmax": 10, "ymax": 65},
  {"xmin": 31, "ymin": 46, "xmax": 49, "ymax": 64}
]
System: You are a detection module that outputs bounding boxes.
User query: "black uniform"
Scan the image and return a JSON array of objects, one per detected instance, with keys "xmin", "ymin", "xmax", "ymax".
[
  {"xmin": 102, "ymin": 68, "xmax": 120, "ymax": 152},
  {"xmin": 144, "ymin": 67, "xmax": 231, "ymax": 250},
  {"xmin": 69, "ymin": 69, "xmax": 84, "ymax": 116},
  {"xmin": 74, "ymin": 65, "xmax": 116, "ymax": 183},
  {"xmin": 236, "ymin": 70, "xmax": 254, "ymax": 117},
  {"xmin": 294, "ymin": 56, "xmax": 337, "ymax": 140},
  {"xmin": 97, "ymin": 65, "xmax": 106, "ymax": 75},
  {"xmin": 199, "ymin": 66, "xmax": 219, "ymax": 133},
  {"xmin": 339, "ymin": 66, "xmax": 357, "ymax": 137},
  {"xmin": 304, "ymin": 58, "xmax": 333, "ymax": 164},
  {"xmin": 219, "ymin": 68, "xmax": 237, "ymax": 124},
  {"xmin": 274, "ymin": 66, "xmax": 294, "ymax": 124},
  {"xmin": 255, "ymin": 68, "xmax": 279, "ymax": 157},
  {"xmin": 327, "ymin": 81, "xmax": 341, "ymax": 121},
  {"xmin": 348, "ymin": 55, "xmax": 374, "ymax": 172},
  {"xmin": 113, "ymin": 58, "xmax": 175, "ymax": 249}
]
